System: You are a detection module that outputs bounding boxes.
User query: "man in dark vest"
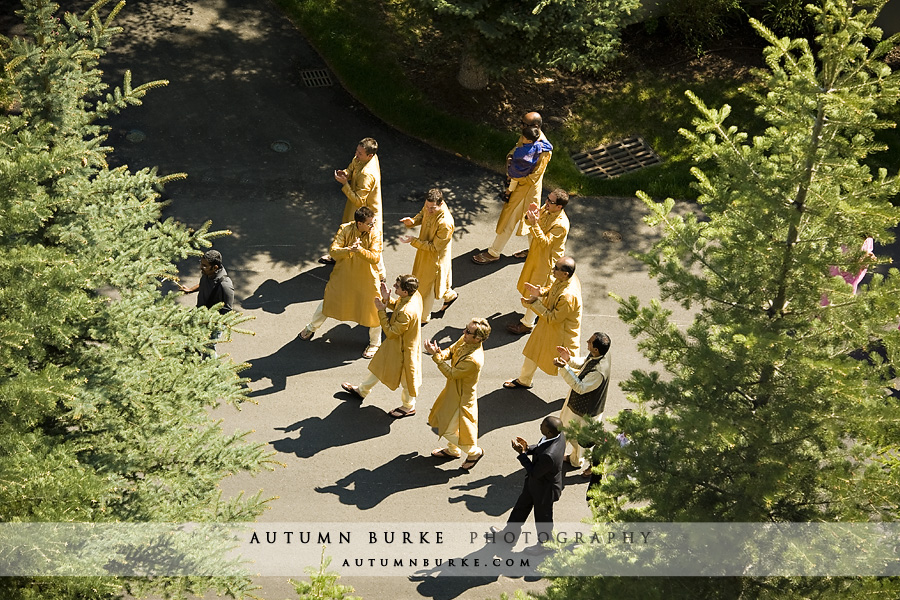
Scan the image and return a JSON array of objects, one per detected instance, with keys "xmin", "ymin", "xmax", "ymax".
[
  {"xmin": 178, "ymin": 249, "xmax": 235, "ymax": 355},
  {"xmin": 553, "ymin": 332, "xmax": 611, "ymax": 477}
]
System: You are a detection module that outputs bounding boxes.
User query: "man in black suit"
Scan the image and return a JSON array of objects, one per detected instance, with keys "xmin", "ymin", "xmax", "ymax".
[{"xmin": 492, "ymin": 416, "xmax": 565, "ymax": 555}]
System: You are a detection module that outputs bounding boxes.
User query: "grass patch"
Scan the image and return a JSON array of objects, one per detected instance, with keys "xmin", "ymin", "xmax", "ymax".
[{"xmin": 561, "ymin": 69, "xmax": 762, "ymax": 198}]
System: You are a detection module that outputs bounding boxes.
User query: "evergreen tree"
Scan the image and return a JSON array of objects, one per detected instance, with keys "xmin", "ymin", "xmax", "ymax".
[
  {"xmin": 543, "ymin": 0, "xmax": 900, "ymax": 597},
  {"xmin": 288, "ymin": 548, "xmax": 361, "ymax": 600},
  {"xmin": 406, "ymin": 0, "xmax": 640, "ymax": 89},
  {"xmin": 0, "ymin": 1, "xmax": 272, "ymax": 597}
]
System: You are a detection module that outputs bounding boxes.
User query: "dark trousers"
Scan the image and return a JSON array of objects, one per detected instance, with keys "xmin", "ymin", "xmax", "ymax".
[{"xmin": 505, "ymin": 484, "xmax": 555, "ymax": 543}]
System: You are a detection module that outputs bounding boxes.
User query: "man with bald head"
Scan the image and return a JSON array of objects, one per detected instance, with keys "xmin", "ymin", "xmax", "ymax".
[
  {"xmin": 491, "ymin": 415, "xmax": 566, "ymax": 555},
  {"xmin": 473, "ymin": 112, "xmax": 553, "ymax": 264},
  {"xmin": 504, "ymin": 256, "xmax": 582, "ymax": 389}
]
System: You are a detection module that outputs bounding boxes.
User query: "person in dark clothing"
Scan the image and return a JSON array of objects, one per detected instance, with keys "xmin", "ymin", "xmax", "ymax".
[
  {"xmin": 491, "ymin": 416, "xmax": 565, "ymax": 555},
  {"xmin": 178, "ymin": 249, "xmax": 234, "ymax": 354},
  {"xmin": 180, "ymin": 249, "xmax": 234, "ymax": 313}
]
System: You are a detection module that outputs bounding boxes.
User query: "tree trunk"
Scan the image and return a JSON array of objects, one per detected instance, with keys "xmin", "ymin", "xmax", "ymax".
[{"xmin": 457, "ymin": 50, "xmax": 489, "ymax": 90}]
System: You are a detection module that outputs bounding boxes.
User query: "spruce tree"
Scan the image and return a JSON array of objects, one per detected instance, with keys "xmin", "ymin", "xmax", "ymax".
[
  {"xmin": 288, "ymin": 548, "xmax": 362, "ymax": 600},
  {"xmin": 0, "ymin": 1, "xmax": 271, "ymax": 598},
  {"xmin": 544, "ymin": 0, "xmax": 900, "ymax": 597}
]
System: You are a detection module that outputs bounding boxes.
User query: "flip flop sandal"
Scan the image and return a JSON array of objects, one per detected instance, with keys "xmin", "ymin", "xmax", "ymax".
[
  {"xmin": 472, "ymin": 251, "xmax": 499, "ymax": 265},
  {"xmin": 502, "ymin": 379, "xmax": 533, "ymax": 389},
  {"xmin": 438, "ymin": 295, "xmax": 458, "ymax": 312},
  {"xmin": 389, "ymin": 407, "xmax": 416, "ymax": 419},
  {"xmin": 460, "ymin": 451, "xmax": 485, "ymax": 471},
  {"xmin": 341, "ymin": 382, "xmax": 364, "ymax": 399},
  {"xmin": 431, "ymin": 448, "xmax": 460, "ymax": 459}
]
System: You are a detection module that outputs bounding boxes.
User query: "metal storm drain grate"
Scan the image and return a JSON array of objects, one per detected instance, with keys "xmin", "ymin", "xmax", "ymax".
[
  {"xmin": 300, "ymin": 69, "xmax": 333, "ymax": 88},
  {"xmin": 571, "ymin": 135, "xmax": 662, "ymax": 179}
]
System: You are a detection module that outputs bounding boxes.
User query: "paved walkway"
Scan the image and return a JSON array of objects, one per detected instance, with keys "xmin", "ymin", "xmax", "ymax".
[{"xmin": 89, "ymin": 0, "xmax": 690, "ymax": 598}]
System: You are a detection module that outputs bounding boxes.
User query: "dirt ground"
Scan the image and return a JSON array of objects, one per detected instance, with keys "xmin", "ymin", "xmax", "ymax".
[
  {"xmin": 393, "ymin": 22, "xmax": 770, "ymax": 133},
  {"xmin": 392, "ymin": 17, "xmax": 900, "ymax": 139}
]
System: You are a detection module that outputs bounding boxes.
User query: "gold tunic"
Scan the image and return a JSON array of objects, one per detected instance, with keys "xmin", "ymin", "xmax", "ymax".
[
  {"xmin": 523, "ymin": 275, "xmax": 582, "ymax": 376},
  {"xmin": 409, "ymin": 204, "xmax": 454, "ymax": 299},
  {"xmin": 321, "ymin": 221, "xmax": 382, "ymax": 328},
  {"xmin": 341, "ymin": 154, "xmax": 382, "ymax": 234},
  {"xmin": 495, "ymin": 131, "xmax": 552, "ymax": 237},
  {"xmin": 427, "ymin": 336, "xmax": 484, "ymax": 447},
  {"xmin": 516, "ymin": 207, "xmax": 569, "ymax": 297},
  {"xmin": 367, "ymin": 291, "xmax": 423, "ymax": 396}
]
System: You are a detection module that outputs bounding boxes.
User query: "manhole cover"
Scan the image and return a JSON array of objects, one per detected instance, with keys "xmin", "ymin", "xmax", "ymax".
[
  {"xmin": 602, "ymin": 230, "xmax": 622, "ymax": 242},
  {"xmin": 300, "ymin": 68, "xmax": 333, "ymax": 88},
  {"xmin": 271, "ymin": 140, "xmax": 291, "ymax": 153},
  {"xmin": 126, "ymin": 129, "xmax": 146, "ymax": 143},
  {"xmin": 571, "ymin": 135, "xmax": 661, "ymax": 179}
]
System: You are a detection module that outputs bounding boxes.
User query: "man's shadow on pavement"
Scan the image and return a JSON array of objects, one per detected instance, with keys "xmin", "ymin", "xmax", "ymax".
[
  {"xmin": 424, "ymin": 324, "xmax": 466, "ymax": 346},
  {"xmin": 425, "ymin": 312, "xmax": 523, "ymax": 351},
  {"xmin": 484, "ymin": 311, "xmax": 530, "ymax": 351},
  {"xmin": 447, "ymin": 471, "xmax": 523, "ymax": 517},
  {"xmin": 243, "ymin": 326, "xmax": 366, "ymax": 398},
  {"xmin": 449, "ymin": 466, "xmax": 590, "ymax": 518},
  {"xmin": 409, "ymin": 541, "xmax": 544, "ymax": 600},
  {"xmin": 451, "ymin": 251, "xmax": 524, "ymax": 288},
  {"xmin": 242, "ymin": 266, "xmax": 331, "ymax": 314},
  {"xmin": 314, "ymin": 452, "xmax": 466, "ymax": 510},
  {"xmin": 410, "ymin": 547, "xmax": 500, "ymax": 600},
  {"xmin": 477, "ymin": 390, "xmax": 564, "ymax": 436},
  {"xmin": 270, "ymin": 399, "xmax": 394, "ymax": 459}
]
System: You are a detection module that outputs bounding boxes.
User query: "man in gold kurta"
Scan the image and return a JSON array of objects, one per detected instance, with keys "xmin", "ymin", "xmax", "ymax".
[
  {"xmin": 427, "ymin": 318, "xmax": 491, "ymax": 470},
  {"xmin": 504, "ymin": 256, "xmax": 582, "ymax": 389},
  {"xmin": 473, "ymin": 112, "xmax": 552, "ymax": 264},
  {"xmin": 400, "ymin": 188, "xmax": 458, "ymax": 323},
  {"xmin": 508, "ymin": 189, "xmax": 570, "ymax": 335},
  {"xmin": 342, "ymin": 274, "xmax": 423, "ymax": 417},
  {"xmin": 323, "ymin": 137, "xmax": 385, "ymax": 279},
  {"xmin": 301, "ymin": 206, "xmax": 383, "ymax": 357}
]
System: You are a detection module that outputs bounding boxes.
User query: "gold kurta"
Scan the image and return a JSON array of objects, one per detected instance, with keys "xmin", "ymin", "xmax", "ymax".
[
  {"xmin": 495, "ymin": 131, "xmax": 552, "ymax": 237},
  {"xmin": 523, "ymin": 275, "xmax": 582, "ymax": 376},
  {"xmin": 341, "ymin": 154, "xmax": 382, "ymax": 234},
  {"xmin": 516, "ymin": 207, "xmax": 569, "ymax": 297},
  {"xmin": 409, "ymin": 204, "xmax": 454, "ymax": 299},
  {"xmin": 321, "ymin": 221, "xmax": 382, "ymax": 328},
  {"xmin": 368, "ymin": 291, "xmax": 423, "ymax": 395},
  {"xmin": 427, "ymin": 336, "xmax": 484, "ymax": 447}
]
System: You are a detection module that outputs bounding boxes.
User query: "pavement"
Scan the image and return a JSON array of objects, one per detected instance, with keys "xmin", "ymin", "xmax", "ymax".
[{"xmin": 12, "ymin": 0, "xmax": 694, "ymax": 598}]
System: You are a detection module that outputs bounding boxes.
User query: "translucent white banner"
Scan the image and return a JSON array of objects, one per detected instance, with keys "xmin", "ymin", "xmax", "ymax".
[{"xmin": 1, "ymin": 522, "xmax": 899, "ymax": 577}]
